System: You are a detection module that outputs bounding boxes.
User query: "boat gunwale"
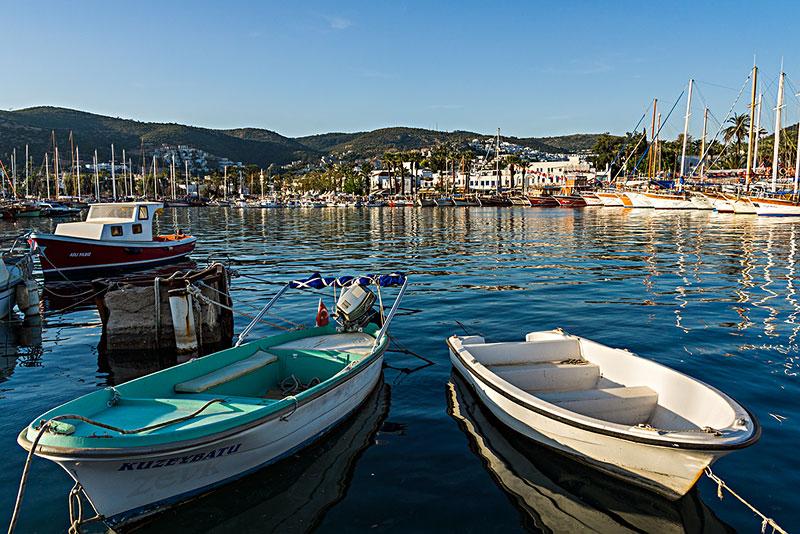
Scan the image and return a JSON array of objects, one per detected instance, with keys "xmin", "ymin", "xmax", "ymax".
[
  {"xmin": 19, "ymin": 334, "xmax": 388, "ymax": 459},
  {"xmin": 446, "ymin": 336, "xmax": 761, "ymax": 451}
]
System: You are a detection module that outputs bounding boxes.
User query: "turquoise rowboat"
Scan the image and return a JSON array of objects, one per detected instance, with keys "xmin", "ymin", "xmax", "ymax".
[{"xmin": 14, "ymin": 273, "xmax": 407, "ymax": 528}]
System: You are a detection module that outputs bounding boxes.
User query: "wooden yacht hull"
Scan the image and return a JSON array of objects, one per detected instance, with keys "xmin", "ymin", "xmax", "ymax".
[
  {"xmin": 595, "ymin": 192, "xmax": 626, "ymax": 207},
  {"xmin": 751, "ymin": 197, "xmax": 800, "ymax": 216}
]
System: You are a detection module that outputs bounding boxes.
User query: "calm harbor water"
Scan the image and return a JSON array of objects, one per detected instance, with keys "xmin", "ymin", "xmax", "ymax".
[{"xmin": 1, "ymin": 206, "xmax": 798, "ymax": 532}]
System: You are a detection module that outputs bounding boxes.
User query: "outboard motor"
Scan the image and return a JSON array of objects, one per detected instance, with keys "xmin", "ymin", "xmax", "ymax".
[{"xmin": 335, "ymin": 284, "xmax": 377, "ymax": 332}]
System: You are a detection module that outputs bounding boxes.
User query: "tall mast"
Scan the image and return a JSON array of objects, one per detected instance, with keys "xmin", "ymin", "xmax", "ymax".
[
  {"xmin": 24, "ymin": 144, "xmax": 29, "ymax": 197},
  {"xmin": 111, "ymin": 144, "xmax": 117, "ymax": 200},
  {"xmin": 184, "ymin": 159, "xmax": 190, "ymax": 199},
  {"xmin": 223, "ymin": 165, "xmax": 228, "ymax": 200},
  {"xmin": 260, "ymin": 169, "xmax": 265, "ymax": 198},
  {"xmin": 69, "ymin": 131, "xmax": 75, "ymax": 197},
  {"xmin": 45, "ymin": 153, "xmax": 51, "ymax": 199},
  {"xmin": 76, "ymin": 147, "xmax": 81, "ymax": 199},
  {"xmin": 656, "ymin": 113, "xmax": 662, "ymax": 177},
  {"xmin": 54, "ymin": 147, "xmax": 60, "ymax": 200},
  {"xmin": 496, "ymin": 128, "xmax": 501, "ymax": 194},
  {"xmin": 753, "ymin": 93, "xmax": 763, "ymax": 171},
  {"xmin": 93, "ymin": 150, "xmax": 99, "ymax": 198},
  {"xmin": 745, "ymin": 64, "xmax": 758, "ymax": 191},
  {"xmin": 679, "ymin": 79, "xmax": 693, "ymax": 183},
  {"xmin": 648, "ymin": 99, "xmax": 657, "ymax": 179},
  {"xmin": 699, "ymin": 108, "xmax": 709, "ymax": 178},
  {"xmin": 772, "ymin": 69, "xmax": 785, "ymax": 193},
  {"xmin": 170, "ymin": 154, "xmax": 176, "ymax": 199},
  {"xmin": 152, "ymin": 155, "xmax": 158, "ymax": 198},
  {"xmin": 122, "ymin": 149, "xmax": 128, "ymax": 197},
  {"xmin": 11, "ymin": 148, "xmax": 16, "ymax": 199}
]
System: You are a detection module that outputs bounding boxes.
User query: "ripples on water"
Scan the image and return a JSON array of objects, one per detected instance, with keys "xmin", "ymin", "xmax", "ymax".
[{"xmin": 0, "ymin": 207, "xmax": 798, "ymax": 532}]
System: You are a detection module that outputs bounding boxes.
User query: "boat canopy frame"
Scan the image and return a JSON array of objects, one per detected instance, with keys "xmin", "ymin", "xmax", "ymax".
[{"xmin": 235, "ymin": 272, "xmax": 408, "ymax": 349}]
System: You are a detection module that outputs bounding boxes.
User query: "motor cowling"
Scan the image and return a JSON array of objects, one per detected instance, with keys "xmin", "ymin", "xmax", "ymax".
[{"xmin": 335, "ymin": 284, "xmax": 376, "ymax": 331}]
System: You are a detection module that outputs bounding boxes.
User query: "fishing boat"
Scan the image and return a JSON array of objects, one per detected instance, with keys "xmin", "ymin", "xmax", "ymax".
[
  {"xmin": 477, "ymin": 195, "xmax": 511, "ymax": 207},
  {"xmin": 434, "ymin": 196, "xmax": 455, "ymax": 207},
  {"xmin": 447, "ymin": 329, "xmax": 759, "ymax": 499},
  {"xmin": 13, "ymin": 272, "xmax": 408, "ymax": 528},
  {"xmin": 29, "ymin": 202, "xmax": 196, "ymax": 279},
  {"xmin": 508, "ymin": 195, "xmax": 532, "ymax": 206},
  {"xmin": 37, "ymin": 201, "xmax": 82, "ymax": 217},
  {"xmin": 415, "ymin": 196, "xmax": 436, "ymax": 207},
  {"xmin": 452, "ymin": 194, "xmax": 480, "ymax": 207},
  {"xmin": 553, "ymin": 195, "xmax": 587, "ymax": 208}
]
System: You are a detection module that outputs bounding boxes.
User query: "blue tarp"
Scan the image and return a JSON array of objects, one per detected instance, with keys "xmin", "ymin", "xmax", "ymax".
[{"xmin": 290, "ymin": 272, "xmax": 406, "ymax": 289}]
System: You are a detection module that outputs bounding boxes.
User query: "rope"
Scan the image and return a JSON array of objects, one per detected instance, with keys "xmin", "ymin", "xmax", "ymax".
[{"xmin": 704, "ymin": 467, "xmax": 787, "ymax": 534}]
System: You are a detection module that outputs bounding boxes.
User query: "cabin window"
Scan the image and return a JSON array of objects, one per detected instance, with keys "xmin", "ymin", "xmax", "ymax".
[
  {"xmin": 110, "ymin": 226, "xmax": 123, "ymax": 237},
  {"xmin": 132, "ymin": 223, "xmax": 143, "ymax": 234},
  {"xmin": 138, "ymin": 206, "xmax": 149, "ymax": 220}
]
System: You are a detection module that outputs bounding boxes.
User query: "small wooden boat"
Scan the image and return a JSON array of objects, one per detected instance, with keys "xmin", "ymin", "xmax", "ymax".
[
  {"xmin": 477, "ymin": 195, "xmax": 511, "ymax": 207},
  {"xmin": 509, "ymin": 195, "xmax": 532, "ymax": 206},
  {"xmin": 553, "ymin": 195, "xmax": 587, "ymax": 208},
  {"xmin": 29, "ymin": 202, "xmax": 196, "ymax": 279},
  {"xmin": 37, "ymin": 201, "xmax": 83, "ymax": 217},
  {"xmin": 452, "ymin": 195, "xmax": 480, "ymax": 207},
  {"xmin": 15, "ymin": 273, "xmax": 408, "ymax": 528},
  {"xmin": 447, "ymin": 329, "xmax": 759, "ymax": 499}
]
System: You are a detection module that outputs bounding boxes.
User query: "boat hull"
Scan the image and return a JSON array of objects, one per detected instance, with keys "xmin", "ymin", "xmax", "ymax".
[
  {"xmin": 449, "ymin": 348, "xmax": 728, "ymax": 500},
  {"xmin": 526, "ymin": 195, "xmax": 559, "ymax": 207},
  {"xmin": 579, "ymin": 193, "xmax": 603, "ymax": 206},
  {"xmin": 751, "ymin": 197, "xmax": 800, "ymax": 216},
  {"xmin": 38, "ymin": 354, "xmax": 383, "ymax": 525},
  {"xmin": 553, "ymin": 195, "xmax": 587, "ymax": 208},
  {"xmin": 640, "ymin": 192, "xmax": 693, "ymax": 209},
  {"xmin": 30, "ymin": 233, "xmax": 196, "ymax": 279},
  {"xmin": 595, "ymin": 192, "xmax": 626, "ymax": 207},
  {"xmin": 621, "ymin": 192, "xmax": 654, "ymax": 208}
]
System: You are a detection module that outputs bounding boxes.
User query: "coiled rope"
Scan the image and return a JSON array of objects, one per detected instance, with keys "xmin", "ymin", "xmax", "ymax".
[{"xmin": 704, "ymin": 467, "xmax": 787, "ymax": 534}]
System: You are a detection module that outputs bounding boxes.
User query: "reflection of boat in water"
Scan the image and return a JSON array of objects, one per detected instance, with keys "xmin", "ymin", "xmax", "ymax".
[
  {"xmin": 447, "ymin": 373, "xmax": 734, "ymax": 533},
  {"xmin": 0, "ymin": 320, "xmax": 43, "ymax": 382},
  {"xmin": 130, "ymin": 381, "xmax": 390, "ymax": 533}
]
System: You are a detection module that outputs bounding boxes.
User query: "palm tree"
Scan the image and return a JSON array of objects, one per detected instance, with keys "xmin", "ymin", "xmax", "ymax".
[{"xmin": 722, "ymin": 113, "xmax": 750, "ymax": 168}]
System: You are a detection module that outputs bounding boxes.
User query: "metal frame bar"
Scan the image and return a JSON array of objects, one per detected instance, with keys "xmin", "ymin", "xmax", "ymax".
[
  {"xmin": 235, "ymin": 282, "xmax": 291, "ymax": 346},
  {"xmin": 372, "ymin": 277, "xmax": 409, "ymax": 348}
]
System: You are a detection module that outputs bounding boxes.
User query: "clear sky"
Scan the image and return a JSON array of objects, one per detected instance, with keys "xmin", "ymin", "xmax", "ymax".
[{"xmin": 2, "ymin": 0, "xmax": 798, "ymax": 139}]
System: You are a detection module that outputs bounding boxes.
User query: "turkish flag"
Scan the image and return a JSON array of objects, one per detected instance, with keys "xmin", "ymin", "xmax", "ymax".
[{"xmin": 316, "ymin": 298, "xmax": 329, "ymax": 327}]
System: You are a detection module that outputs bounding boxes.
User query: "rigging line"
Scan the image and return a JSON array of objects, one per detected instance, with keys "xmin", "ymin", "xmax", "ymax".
[
  {"xmin": 630, "ymin": 88, "xmax": 686, "ymax": 176},
  {"xmin": 604, "ymin": 104, "xmax": 651, "ymax": 174},
  {"xmin": 693, "ymin": 72, "xmax": 751, "ymax": 172},
  {"xmin": 694, "ymin": 79, "xmax": 739, "ymax": 91}
]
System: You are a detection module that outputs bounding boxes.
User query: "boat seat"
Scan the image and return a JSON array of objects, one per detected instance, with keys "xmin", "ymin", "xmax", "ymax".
[
  {"xmin": 537, "ymin": 386, "xmax": 658, "ymax": 425},
  {"xmin": 273, "ymin": 333, "xmax": 375, "ymax": 355},
  {"xmin": 469, "ymin": 339, "xmax": 581, "ymax": 366},
  {"xmin": 490, "ymin": 361, "xmax": 599, "ymax": 392},
  {"xmin": 174, "ymin": 351, "xmax": 278, "ymax": 393}
]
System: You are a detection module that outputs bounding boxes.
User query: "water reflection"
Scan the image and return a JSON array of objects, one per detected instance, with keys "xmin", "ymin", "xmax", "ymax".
[
  {"xmin": 447, "ymin": 374, "xmax": 733, "ymax": 533},
  {"xmin": 0, "ymin": 320, "xmax": 43, "ymax": 381},
  {"xmin": 126, "ymin": 382, "xmax": 390, "ymax": 533}
]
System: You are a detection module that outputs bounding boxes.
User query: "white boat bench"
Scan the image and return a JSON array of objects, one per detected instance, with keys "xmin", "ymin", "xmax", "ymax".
[
  {"xmin": 174, "ymin": 351, "xmax": 278, "ymax": 393},
  {"xmin": 538, "ymin": 386, "xmax": 658, "ymax": 425}
]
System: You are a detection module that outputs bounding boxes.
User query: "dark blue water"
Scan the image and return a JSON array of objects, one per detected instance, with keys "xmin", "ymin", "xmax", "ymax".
[{"xmin": 1, "ymin": 207, "xmax": 797, "ymax": 532}]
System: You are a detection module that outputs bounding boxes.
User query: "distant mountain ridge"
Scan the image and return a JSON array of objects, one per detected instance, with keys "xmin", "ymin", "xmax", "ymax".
[{"xmin": 0, "ymin": 107, "xmax": 600, "ymax": 168}]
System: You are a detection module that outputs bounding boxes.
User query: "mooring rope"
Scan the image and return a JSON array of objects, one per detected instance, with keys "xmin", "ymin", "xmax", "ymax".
[
  {"xmin": 704, "ymin": 467, "xmax": 787, "ymax": 534},
  {"xmin": 8, "ymin": 398, "xmax": 227, "ymax": 533}
]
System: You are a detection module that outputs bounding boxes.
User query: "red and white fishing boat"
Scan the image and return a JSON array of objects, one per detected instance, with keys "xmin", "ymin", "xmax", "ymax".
[
  {"xmin": 552, "ymin": 195, "xmax": 587, "ymax": 208},
  {"xmin": 29, "ymin": 202, "xmax": 196, "ymax": 279}
]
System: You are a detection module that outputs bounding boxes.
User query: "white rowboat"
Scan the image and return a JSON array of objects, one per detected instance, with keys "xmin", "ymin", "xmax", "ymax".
[{"xmin": 447, "ymin": 329, "xmax": 759, "ymax": 499}]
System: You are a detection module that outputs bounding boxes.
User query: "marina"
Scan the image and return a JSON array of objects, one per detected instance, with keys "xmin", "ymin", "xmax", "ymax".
[{"xmin": 0, "ymin": 206, "xmax": 797, "ymax": 531}]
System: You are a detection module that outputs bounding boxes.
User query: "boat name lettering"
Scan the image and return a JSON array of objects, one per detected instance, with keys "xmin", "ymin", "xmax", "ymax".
[
  {"xmin": 117, "ymin": 443, "xmax": 242, "ymax": 471},
  {"xmin": 68, "ymin": 252, "xmax": 91, "ymax": 257}
]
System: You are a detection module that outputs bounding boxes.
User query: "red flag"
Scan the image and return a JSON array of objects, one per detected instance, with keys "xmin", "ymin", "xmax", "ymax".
[{"xmin": 315, "ymin": 298, "xmax": 329, "ymax": 327}]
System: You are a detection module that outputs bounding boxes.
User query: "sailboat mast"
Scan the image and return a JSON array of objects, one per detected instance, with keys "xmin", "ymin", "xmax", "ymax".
[
  {"xmin": 152, "ymin": 156, "xmax": 158, "ymax": 198},
  {"xmin": 223, "ymin": 165, "xmax": 228, "ymax": 200},
  {"xmin": 76, "ymin": 147, "xmax": 81, "ymax": 199},
  {"xmin": 647, "ymin": 99, "xmax": 657, "ymax": 179},
  {"xmin": 171, "ymin": 155, "xmax": 176, "ymax": 200},
  {"xmin": 54, "ymin": 146, "xmax": 60, "ymax": 200},
  {"xmin": 496, "ymin": 128, "xmax": 501, "ymax": 194},
  {"xmin": 753, "ymin": 93, "xmax": 763, "ymax": 171},
  {"xmin": 94, "ymin": 150, "xmax": 99, "ymax": 198},
  {"xmin": 699, "ymin": 108, "xmax": 709, "ymax": 178},
  {"xmin": 185, "ymin": 159, "xmax": 190, "ymax": 199},
  {"xmin": 45, "ymin": 153, "xmax": 51, "ymax": 199},
  {"xmin": 772, "ymin": 70, "xmax": 785, "ymax": 193},
  {"xmin": 11, "ymin": 149, "xmax": 16, "ymax": 199},
  {"xmin": 679, "ymin": 79, "xmax": 693, "ymax": 182},
  {"xmin": 745, "ymin": 64, "xmax": 758, "ymax": 191},
  {"xmin": 111, "ymin": 144, "xmax": 117, "ymax": 200},
  {"xmin": 24, "ymin": 144, "xmax": 29, "ymax": 198}
]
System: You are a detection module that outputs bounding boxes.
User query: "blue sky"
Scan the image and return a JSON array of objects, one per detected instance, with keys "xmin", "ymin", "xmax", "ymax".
[{"xmin": 2, "ymin": 0, "xmax": 798, "ymax": 138}]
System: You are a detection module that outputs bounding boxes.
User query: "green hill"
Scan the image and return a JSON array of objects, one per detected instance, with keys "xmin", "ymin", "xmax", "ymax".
[
  {"xmin": 0, "ymin": 107, "xmax": 600, "ymax": 171},
  {"xmin": 0, "ymin": 107, "xmax": 316, "ymax": 168}
]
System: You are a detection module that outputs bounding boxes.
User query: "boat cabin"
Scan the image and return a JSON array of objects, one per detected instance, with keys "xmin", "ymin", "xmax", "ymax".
[{"xmin": 54, "ymin": 202, "xmax": 163, "ymax": 241}]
